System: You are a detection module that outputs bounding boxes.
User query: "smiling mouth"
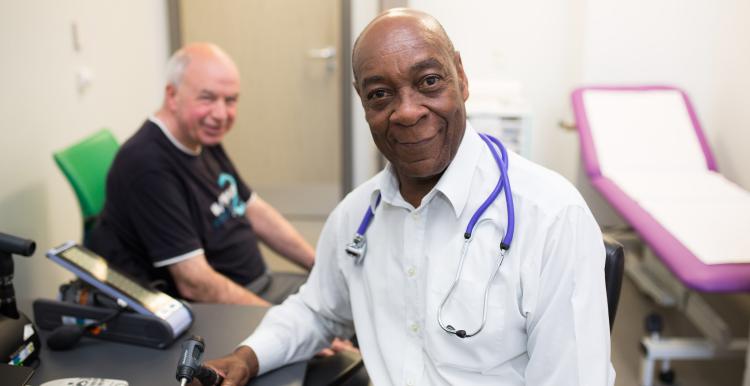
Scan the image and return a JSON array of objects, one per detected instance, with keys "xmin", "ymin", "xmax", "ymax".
[
  {"xmin": 203, "ymin": 124, "xmax": 224, "ymax": 133},
  {"xmin": 396, "ymin": 136, "xmax": 435, "ymax": 147}
]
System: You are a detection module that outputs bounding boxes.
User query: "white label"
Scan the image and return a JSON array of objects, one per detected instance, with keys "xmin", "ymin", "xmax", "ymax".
[{"xmin": 23, "ymin": 323, "xmax": 34, "ymax": 340}]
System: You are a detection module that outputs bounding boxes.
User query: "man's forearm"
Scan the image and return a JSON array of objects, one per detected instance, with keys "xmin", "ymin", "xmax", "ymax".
[
  {"xmin": 247, "ymin": 197, "xmax": 315, "ymax": 269},
  {"xmin": 169, "ymin": 256, "xmax": 270, "ymax": 306},
  {"xmin": 186, "ymin": 271, "xmax": 270, "ymax": 306},
  {"xmin": 263, "ymin": 228, "xmax": 315, "ymax": 269}
]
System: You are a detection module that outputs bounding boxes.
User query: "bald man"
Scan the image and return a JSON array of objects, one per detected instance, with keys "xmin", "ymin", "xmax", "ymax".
[
  {"xmin": 201, "ymin": 9, "xmax": 613, "ymax": 385},
  {"xmin": 87, "ymin": 43, "xmax": 314, "ymax": 307}
]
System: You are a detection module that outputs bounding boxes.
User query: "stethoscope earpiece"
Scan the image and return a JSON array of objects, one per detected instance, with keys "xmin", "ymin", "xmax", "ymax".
[{"xmin": 445, "ymin": 325, "xmax": 468, "ymax": 339}]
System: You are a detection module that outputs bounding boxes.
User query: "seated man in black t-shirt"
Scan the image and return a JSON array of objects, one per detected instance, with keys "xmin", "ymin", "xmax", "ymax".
[{"xmin": 87, "ymin": 43, "xmax": 314, "ymax": 306}]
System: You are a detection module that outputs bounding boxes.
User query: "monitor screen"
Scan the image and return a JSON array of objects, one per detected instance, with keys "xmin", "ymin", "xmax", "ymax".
[{"xmin": 54, "ymin": 244, "xmax": 179, "ymax": 317}]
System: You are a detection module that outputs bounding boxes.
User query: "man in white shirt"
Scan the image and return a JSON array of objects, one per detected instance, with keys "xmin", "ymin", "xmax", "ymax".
[{"xmin": 201, "ymin": 8, "xmax": 614, "ymax": 386}]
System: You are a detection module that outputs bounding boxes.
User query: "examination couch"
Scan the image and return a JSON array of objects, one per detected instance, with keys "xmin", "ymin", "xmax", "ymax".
[{"xmin": 572, "ymin": 85, "xmax": 750, "ymax": 386}]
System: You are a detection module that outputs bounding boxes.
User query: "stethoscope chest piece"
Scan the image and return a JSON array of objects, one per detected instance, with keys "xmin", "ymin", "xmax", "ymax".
[{"xmin": 345, "ymin": 234, "xmax": 367, "ymax": 264}]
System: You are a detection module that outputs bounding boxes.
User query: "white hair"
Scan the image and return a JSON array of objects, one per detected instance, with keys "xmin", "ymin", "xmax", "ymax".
[{"xmin": 164, "ymin": 48, "xmax": 191, "ymax": 87}]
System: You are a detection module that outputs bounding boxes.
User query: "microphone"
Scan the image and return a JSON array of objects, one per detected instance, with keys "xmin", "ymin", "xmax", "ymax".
[{"xmin": 47, "ymin": 324, "xmax": 87, "ymax": 351}]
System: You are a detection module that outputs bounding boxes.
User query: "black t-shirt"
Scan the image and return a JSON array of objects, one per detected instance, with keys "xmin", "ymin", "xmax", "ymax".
[{"xmin": 87, "ymin": 119, "xmax": 266, "ymax": 297}]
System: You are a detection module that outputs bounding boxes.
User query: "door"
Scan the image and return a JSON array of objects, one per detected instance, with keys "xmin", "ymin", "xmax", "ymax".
[{"xmin": 179, "ymin": 0, "xmax": 343, "ymax": 270}]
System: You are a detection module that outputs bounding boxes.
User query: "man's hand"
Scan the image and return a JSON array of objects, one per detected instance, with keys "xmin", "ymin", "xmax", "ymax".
[
  {"xmin": 316, "ymin": 338, "xmax": 359, "ymax": 357},
  {"xmin": 191, "ymin": 346, "xmax": 259, "ymax": 386}
]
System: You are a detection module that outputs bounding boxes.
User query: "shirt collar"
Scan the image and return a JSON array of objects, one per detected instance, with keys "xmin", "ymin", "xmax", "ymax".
[
  {"xmin": 149, "ymin": 116, "xmax": 202, "ymax": 156},
  {"xmin": 371, "ymin": 163, "xmax": 401, "ymax": 210},
  {"xmin": 370, "ymin": 121, "xmax": 483, "ymax": 218},
  {"xmin": 434, "ymin": 121, "xmax": 483, "ymax": 218}
]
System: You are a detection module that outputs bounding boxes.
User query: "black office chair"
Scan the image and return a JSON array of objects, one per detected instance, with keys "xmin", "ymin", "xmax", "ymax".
[
  {"xmin": 604, "ymin": 236, "xmax": 625, "ymax": 331},
  {"xmin": 305, "ymin": 350, "xmax": 368, "ymax": 386}
]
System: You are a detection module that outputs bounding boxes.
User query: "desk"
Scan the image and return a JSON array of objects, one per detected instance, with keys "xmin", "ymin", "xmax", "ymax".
[{"xmin": 20, "ymin": 301, "xmax": 306, "ymax": 386}]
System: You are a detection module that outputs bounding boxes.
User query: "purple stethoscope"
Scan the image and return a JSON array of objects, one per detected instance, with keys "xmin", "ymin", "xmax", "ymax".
[{"xmin": 345, "ymin": 133, "xmax": 515, "ymax": 339}]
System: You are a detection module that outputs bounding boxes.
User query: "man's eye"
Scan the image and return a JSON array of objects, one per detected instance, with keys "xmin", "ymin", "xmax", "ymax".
[
  {"xmin": 420, "ymin": 75, "xmax": 441, "ymax": 88},
  {"xmin": 367, "ymin": 89, "xmax": 388, "ymax": 100}
]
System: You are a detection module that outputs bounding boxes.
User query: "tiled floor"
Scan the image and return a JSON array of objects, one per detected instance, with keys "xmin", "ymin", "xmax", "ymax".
[{"xmin": 263, "ymin": 215, "xmax": 750, "ymax": 386}]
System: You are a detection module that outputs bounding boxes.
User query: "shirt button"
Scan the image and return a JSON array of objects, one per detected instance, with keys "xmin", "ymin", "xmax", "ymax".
[
  {"xmin": 407, "ymin": 267, "xmax": 416, "ymax": 277},
  {"xmin": 410, "ymin": 323, "xmax": 420, "ymax": 333},
  {"xmin": 406, "ymin": 380, "xmax": 415, "ymax": 386},
  {"xmin": 411, "ymin": 212, "xmax": 419, "ymax": 220}
]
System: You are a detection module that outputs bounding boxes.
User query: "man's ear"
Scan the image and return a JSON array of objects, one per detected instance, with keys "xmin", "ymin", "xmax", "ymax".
[
  {"xmin": 165, "ymin": 84, "xmax": 178, "ymax": 110},
  {"xmin": 352, "ymin": 80, "xmax": 362, "ymax": 99},
  {"xmin": 454, "ymin": 51, "xmax": 469, "ymax": 102},
  {"xmin": 353, "ymin": 80, "xmax": 369, "ymax": 109}
]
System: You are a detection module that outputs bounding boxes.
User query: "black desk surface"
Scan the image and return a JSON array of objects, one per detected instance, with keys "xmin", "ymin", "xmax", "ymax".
[{"xmin": 20, "ymin": 300, "xmax": 306, "ymax": 386}]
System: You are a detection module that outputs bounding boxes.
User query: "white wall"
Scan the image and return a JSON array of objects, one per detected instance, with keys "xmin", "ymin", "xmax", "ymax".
[
  {"xmin": 350, "ymin": 0, "xmax": 381, "ymax": 187},
  {"xmin": 580, "ymin": 0, "xmax": 750, "ymax": 190},
  {"xmin": 408, "ymin": 0, "xmax": 587, "ymax": 180},
  {"xmin": 578, "ymin": 0, "xmax": 750, "ymax": 224},
  {"xmin": 0, "ymin": 1, "xmax": 170, "ymax": 299},
  {"xmin": 409, "ymin": 0, "xmax": 750, "ymax": 224}
]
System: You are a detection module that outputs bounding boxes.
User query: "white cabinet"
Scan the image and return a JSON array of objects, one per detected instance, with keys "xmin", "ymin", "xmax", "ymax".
[
  {"xmin": 466, "ymin": 80, "xmax": 532, "ymax": 158},
  {"xmin": 468, "ymin": 112, "xmax": 532, "ymax": 158}
]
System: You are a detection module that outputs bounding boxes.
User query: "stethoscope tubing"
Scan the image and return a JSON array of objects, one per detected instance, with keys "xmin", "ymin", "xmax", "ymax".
[
  {"xmin": 437, "ymin": 220, "xmax": 508, "ymax": 338},
  {"xmin": 437, "ymin": 135, "xmax": 512, "ymax": 338},
  {"xmin": 356, "ymin": 194, "xmax": 381, "ymax": 236},
  {"xmin": 478, "ymin": 133, "xmax": 514, "ymax": 249},
  {"xmin": 345, "ymin": 133, "xmax": 515, "ymax": 339}
]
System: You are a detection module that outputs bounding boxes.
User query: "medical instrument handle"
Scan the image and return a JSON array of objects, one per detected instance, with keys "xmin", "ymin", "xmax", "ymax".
[
  {"xmin": 176, "ymin": 335, "xmax": 223, "ymax": 386},
  {"xmin": 176, "ymin": 335, "xmax": 204, "ymax": 385},
  {"xmin": 195, "ymin": 365, "xmax": 223, "ymax": 386}
]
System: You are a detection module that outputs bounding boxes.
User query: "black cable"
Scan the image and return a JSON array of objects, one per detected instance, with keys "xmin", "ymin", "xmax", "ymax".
[{"xmin": 46, "ymin": 299, "xmax": 128, "ymax": 351}]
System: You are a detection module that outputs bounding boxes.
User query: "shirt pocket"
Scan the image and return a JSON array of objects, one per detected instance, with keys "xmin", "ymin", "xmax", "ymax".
[{"xmin": 424, "ymin": 278, "xmax": 508, "ymax": 372}]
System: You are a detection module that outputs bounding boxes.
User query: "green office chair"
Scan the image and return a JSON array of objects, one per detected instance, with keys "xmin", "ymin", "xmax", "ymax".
[{"xmin": 53, "ymin": 129, "xmax": 119, "ymax": 241}]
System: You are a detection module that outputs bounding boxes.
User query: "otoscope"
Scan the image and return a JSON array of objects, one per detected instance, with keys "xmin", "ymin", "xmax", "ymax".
[{"xmin": 176, "ymin": 335, "xmax": 224, "ymax": 386}]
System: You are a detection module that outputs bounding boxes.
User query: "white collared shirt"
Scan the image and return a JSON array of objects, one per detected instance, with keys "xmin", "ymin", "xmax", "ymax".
[{"xmin": 242, "ymin": 123, "xmax": 615, "ymax": 385}]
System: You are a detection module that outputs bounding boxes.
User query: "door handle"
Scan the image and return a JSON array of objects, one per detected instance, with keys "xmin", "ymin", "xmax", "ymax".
[{"xmin": 307, "ymin": 46, "xmax": 337, "ymax": 72}]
